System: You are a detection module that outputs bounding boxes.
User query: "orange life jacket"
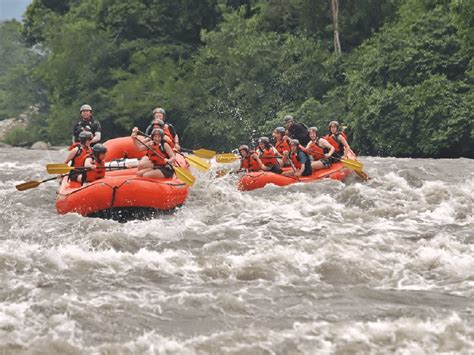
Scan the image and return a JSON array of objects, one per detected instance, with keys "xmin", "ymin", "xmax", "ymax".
[
  {"xmin": 307, "ymin": 138, "xmax": 327, "ymax": 160},
  {"xmin": 324, "ymin": 132, "xmax": 347, "ymax": 153},
  {"xmin": 146, "ymin": 142, "xmax": 170, "ymax": 167},
  {"xmin": 275, "ymin": 138, "xmax": 290, "ymax": 155},
  {"xmin": 85, "ymin": 156, "xmax": 106, "ymax": 182},
  {"xmin": 241, "ymin": 154, "xmax": 260, "ymax": 172},
  {"xmin": 71, "ymin": 144, "xmax": 91, "ymax": 167},
  {"xmin": 258, "ymin": 147, "xmax": 278, "ymax": 166},
  {"xmin": 163, "ymin": 125, "xmax": 175, "ymax": 149}
]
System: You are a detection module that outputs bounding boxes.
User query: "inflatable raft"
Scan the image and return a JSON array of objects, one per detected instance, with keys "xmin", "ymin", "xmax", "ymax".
[
  {"xmin": 238, "ymin": 161, "xmax": 353, "ymax": 191},
  {"xmin": 56, "ymin": 137, "xmax": 190, "ymax": 220}
]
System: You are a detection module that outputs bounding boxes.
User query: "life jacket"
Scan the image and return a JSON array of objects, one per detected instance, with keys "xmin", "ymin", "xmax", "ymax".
[
  {"xmin": 307, "ymin": 138, "xmax": 327, "ymax": 160},
  {"xmin": 71, "ymin": 144, "xmax": 91, "ymax": 167},
  {"xmin": 163, "ymin": 126, "xmax": 175, "ymax": 149},
  {"xmin": 290, "ymin": 146, "xmax": 309, "ymax": 169},
  {"xmin": 324, "ymin": 131, "xmax": 347, "ymax": 153},
  {"xmin": 85, "ymin": 155, "xmax": 106, "ymax": 182},
  {"xmin": 241, "ymin": 154, "xmax": 260, "ymax": 172},
  {"xmin": 146, "ymin": 142, "xmax": 170, "ymax": 167},
  {"xmin": 258, "ymin": 147, "xmax": 278, "ymax": 166},
  {"xmin": 68, "ymin": 142, "xmax": 80, "ymax": 151},
  {"xmin": 275, "ymin": 138, "xmax": 290, "ymax": 155}
]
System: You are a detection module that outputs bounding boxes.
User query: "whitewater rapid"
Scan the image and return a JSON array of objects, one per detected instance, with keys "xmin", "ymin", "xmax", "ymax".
[{"xmin": 0, "ymin": 147, "xmax": 473, "ymax": 353}]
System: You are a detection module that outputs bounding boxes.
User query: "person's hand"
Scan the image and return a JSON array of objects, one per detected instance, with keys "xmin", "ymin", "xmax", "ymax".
[
  {"xmin": 131, "ymin": 127, "xmax": 138, "ymax": 137},
  {"xmin": 295, "ymin": 171, "xmax": 302, "ymax": 177},
  {"xmin": 174, "ymin": 143, "xmax": 181, "ymax": 151},
  {"xmin": 91, "ymin": 164, "xmax": 97, "ymax": 169},
  {"xmin": 324, "ymin": 153, "xmax": 331, "ymax": 158}
]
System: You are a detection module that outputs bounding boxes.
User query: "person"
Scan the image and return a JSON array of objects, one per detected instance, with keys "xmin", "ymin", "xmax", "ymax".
[
  {"xmin": 131, "ymin": 126, "xmax": 175, "ymax": 179},
  {"xmin": 72, "ymin": 104, "xmax": 101, "ymax": 146},
  {"xmin": 256, "ymin": 137, "xmax": 282, "ymax": 174},
  {"xmin": 75, "ymin": 143, "xmax": 108, "ymax": 183},
  {"xmin": 272, "ymin": 126, "xmax": 290, "ymax": 166},
  {"xmin": 283, "ymin": 115, "xmax": 310, "ymax": 146},
  {"xmin": 145, "ymin": 108, "xmax": 180, "ymax": 151},
  {"xmin": 64, "ymin": 131, "xmax": 93, "ymax": 167},
  {"xmin": 324, "ymin": 121, "xmax": 352, "ymax": 158},
  {"xmin": 306, "ymin": 127, "xmax": 335, "ymax": 171},
  {"xmin": 283, "ymin": 139, "xmax": 312, "ymax": 177},
  {"xmin": 236, "ymin": 145, "xmax": 265, "ymax": 172}
]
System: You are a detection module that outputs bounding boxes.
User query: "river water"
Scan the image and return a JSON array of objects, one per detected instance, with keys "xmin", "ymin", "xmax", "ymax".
[{"xmin": 0, "ymin": 147, "xmax": 473, "ymax": 354}]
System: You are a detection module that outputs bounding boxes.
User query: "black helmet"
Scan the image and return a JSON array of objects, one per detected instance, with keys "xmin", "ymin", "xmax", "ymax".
[
  {"xmin": 329, "ymin": 121, "xmax": 339, "ymax": 128},
  {"xmin": 308, "ymin": 126, "xmax": 319, "ymax": 134},
  {"xmin": 79, "ymin": 131, "xmax": 93, "ymax": 144},
  {"xmin": 151, "ymin": 128, "xmax": 164, "ymax": 138},
  {"xmin": 92, "ymin": 143, "xmax": 107, "ymax": 155},
  {"xmin": 238, "ymin": 145, "xmax": 250, "ymax": 155},
  {"xmin": 283, "ymin": 115, "xmax": 294, "ymax": 124},
  {"xmin": 289, "ymin": 139, "xmax": 300, "ymax": 146},
  {"xmin": 274, "ymin": 126, "xmax": 286, "ymax": 135}
]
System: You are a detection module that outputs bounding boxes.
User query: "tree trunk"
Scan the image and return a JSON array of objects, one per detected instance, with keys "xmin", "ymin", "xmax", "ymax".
[{"xmin": 331, "ymin": 0, "xmax": 342, "ymax": 55}]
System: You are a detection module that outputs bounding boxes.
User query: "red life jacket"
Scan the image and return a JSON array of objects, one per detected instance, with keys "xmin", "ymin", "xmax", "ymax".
[
  {"xmin": 324, "ymin": 132, "xmax": 347, "ymax": 153},
  {"xmin": 307, "ymin": 139, "xmax": 326, "ymax": 160},
  {"xmin": 71, "ymin": 144, "xmax": 91, "ymax": 167},
  {"xmin": 85, "ymin": 155, "xmax": 106, "ymax": 182},
  {"xmin": 258, "ymin": 147, "xmax": 277, "ymax": 166},
  {"xmin": 67, "ymin": 142, "xmax": 80, "ymax": 151},
  {"xmin": 146, "ymin": 142, "xmax": 170, "ymax": 167},
  {"xmin": 241, "ymin": 154, "xmax": 260, "ymax": 172},
  {"xmin": 275, "ymin": 138, "xmax": 290, "ymax": 155}
]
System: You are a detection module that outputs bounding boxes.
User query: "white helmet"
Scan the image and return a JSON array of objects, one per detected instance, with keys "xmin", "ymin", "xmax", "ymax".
[{"xmin": 80, "ymin": 104, "xmax": 92, "ymax": 112}]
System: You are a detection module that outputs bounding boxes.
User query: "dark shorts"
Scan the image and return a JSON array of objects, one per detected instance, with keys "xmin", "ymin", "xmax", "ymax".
[
  {"xmin": 320, "ymin": 158, "xmax": 332, "ymax": 168},
  {"xmin": 302, "ymin": 163, "xmax": 312, "ymax": 176},
  {"xmin": 154, "ymin": 165, "xmax": 174, "ymax": 178},
  {"xmin": 268, "ymin": 165, "xmax": 283, "ymax": 174}
]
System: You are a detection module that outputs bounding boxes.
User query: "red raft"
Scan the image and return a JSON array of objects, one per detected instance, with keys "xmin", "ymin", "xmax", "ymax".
[
  {"xmin": 56, "ymin": 137, "xmax": 190, "ymax": 220},
  {"xmin": 238, "ymin": 161, "xmax": 353, "ymax": 191}
]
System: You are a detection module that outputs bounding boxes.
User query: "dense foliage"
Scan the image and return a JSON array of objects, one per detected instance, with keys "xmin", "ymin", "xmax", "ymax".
[{"xmin": 0, "ymin": 0, "xmax": 472, "ymax": 157}]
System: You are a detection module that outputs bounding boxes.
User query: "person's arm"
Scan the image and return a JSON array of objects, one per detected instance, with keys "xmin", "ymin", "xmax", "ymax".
[
  {"xmin": 320, "ymin": 138, "xmax": 335, "ymax": 158},
  {"xmin": 253, "ymin": 153, "xmax": 267, "ymax": 170},
  {"xmin": 164, "ymin": 143, "xmax": 176, "ymax": 165},
  {"xmin": 338, "ymin": 135, "xmax": 351, "ymax": 155},
  {"xmin": 64, "ymin": 147, "xmax": 78, "ymax": 164},
  {"xmin": 90, "ymin": 121, "xmax": 101, "ymax": 144},
  {"xmin": 84, "ymin": 157, "xmax": 95, "ymax": 169},
  {"xmin": 131, "ymin": 127, "xmax": 146, "ymax": 151}
]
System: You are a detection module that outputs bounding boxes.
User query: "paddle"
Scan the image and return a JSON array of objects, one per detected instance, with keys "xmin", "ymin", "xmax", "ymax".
[
  {"xmin": 180, "ymin": 148, "xmax": 216, "ymax": 160},
  {"xmin": 137, "ymin": 131, "xmax": 210, "ymax": 170},
  {"xmin": 331, "ymin": 157, "xmax": 369, "ymax": 180},
  {"xmin": 133, "ymin": 136, "xmax": 195, "ymax": 186},
  {"xmin": 46, "ymin": 163, "xmax": 131, "ymax": 175},
  {"xmin": 215, "ymin": 153, "xmax": 240, "ymax": 163},
  {"xmin": 182, "ymin": 154, "xmax": 211, "ymax": 172},
  {"xmin": 16, "ymin": 174, "xmax": 67, "ymax": 191}
]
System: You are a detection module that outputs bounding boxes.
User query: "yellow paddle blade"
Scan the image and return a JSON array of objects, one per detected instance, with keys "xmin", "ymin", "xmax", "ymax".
[
  {"xmin": 185, "ymin": 155, "xmax": 211, "ymax": 172},
  {"xmin": 15, "ymin": 180, "xmax": 41, "ymax": 191},
  {"xmin": 174, "ymin": 167, "xmax": 196, "ymax": 186},
  {"xmin": 340, "ymin": 158, "xmax": 363, "ymax": 171},
  {"xmin": 215, "ymin": 153, "xmax": 240, "ymax": 163},
  {"xmin": 46, "ymin": 163, "xmax": 74, "ymax": 174},
  {"xmin": 192, "ymin": 149, "xmax": 216, "ymax": 160}
]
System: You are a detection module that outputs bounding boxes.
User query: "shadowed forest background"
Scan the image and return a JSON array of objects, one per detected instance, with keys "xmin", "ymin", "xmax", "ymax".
[{"xmin": 0, "ymin": 0, "xmax": 472, "ymax": 157}]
